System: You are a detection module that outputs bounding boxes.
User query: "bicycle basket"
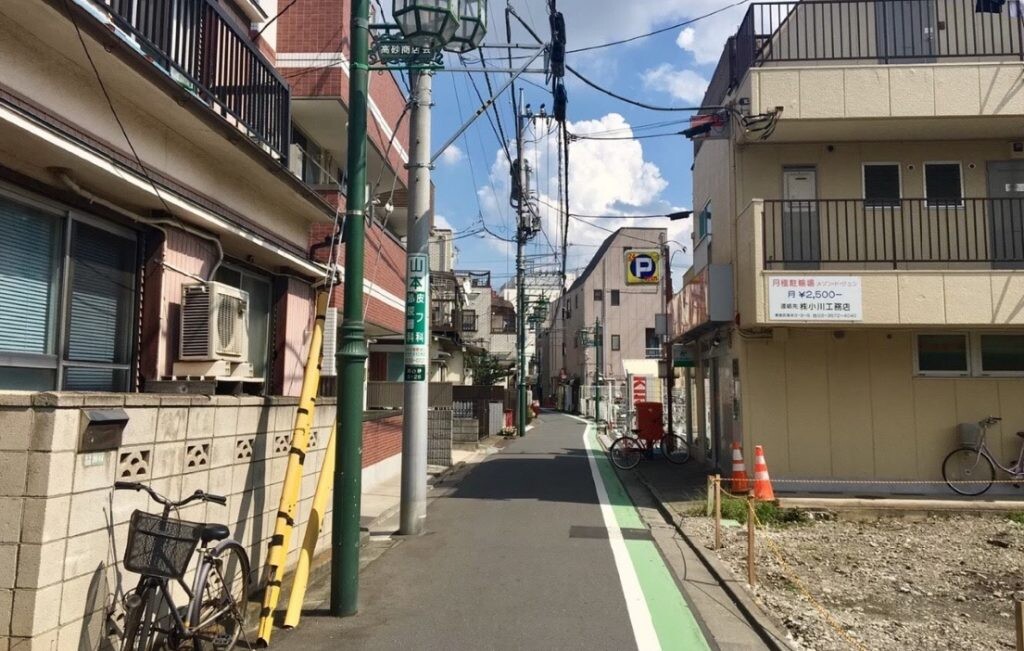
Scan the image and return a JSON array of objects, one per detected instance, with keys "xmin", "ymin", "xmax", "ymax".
[
  {"xmin": 124, "ymin": 510, "xmax": 204, "ymax": 580},
  {"xmin": 957, "ymin": 422, "xmax": 983, "ymax": 450}
]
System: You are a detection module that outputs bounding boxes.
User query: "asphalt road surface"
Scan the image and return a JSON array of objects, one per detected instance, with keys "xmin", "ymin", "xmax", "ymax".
[{"xmin": 279, "ymin": 412, "xmax": 720, "ymax": 650}]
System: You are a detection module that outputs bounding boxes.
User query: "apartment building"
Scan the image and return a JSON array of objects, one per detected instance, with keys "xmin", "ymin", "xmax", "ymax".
[
  {"xmin": 540, "ymin": 227, "xmax": 668, "ymax": 411},
  {"xmin": 501, "ymin": 272, "xmax": 564, "ymax": 385},
  {"xmin": 673, "ymin": 0, "xmax": 1024, "ymax": 489},
  {"xmin": 0, "ymin": 0, "xmax": 409, "ymax": 646}
]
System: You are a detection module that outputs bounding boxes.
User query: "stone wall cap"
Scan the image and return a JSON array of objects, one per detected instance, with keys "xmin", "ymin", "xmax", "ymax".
[{"xmin": 0, "ymin": 392, "xmax": 36, "ymax": 407}]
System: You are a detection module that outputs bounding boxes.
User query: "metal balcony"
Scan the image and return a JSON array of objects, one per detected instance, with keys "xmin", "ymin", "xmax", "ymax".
[
  {"xmin": 705, "ymin": 0, "xmax": 1024, "ymax": 107},
  {"xmin": 95, "ymin": 0, "xmax": 290, "ymax": 159},
  {"xmin": 762, "ymin": 197, "xmax": 1024, "ymax": 268}
]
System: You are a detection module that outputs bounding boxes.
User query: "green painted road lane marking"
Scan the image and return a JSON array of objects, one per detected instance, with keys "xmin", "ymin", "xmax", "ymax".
[{"xmin": 583, "ymin": 424, "xmax": 711, "ymax": 651}]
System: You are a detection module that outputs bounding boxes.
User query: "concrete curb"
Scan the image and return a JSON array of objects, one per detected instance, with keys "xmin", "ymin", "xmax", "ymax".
[{"xmin": 634, "ymin": 471, "xmax": 800, "ymax": 651}]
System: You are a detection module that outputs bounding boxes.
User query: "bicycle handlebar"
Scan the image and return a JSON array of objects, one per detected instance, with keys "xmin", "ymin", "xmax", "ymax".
[
  {"xmin": 114, "ymin": 482, "xmax": 226, "ymax": 507},
  {"xmin": 980, "ymin": 416, "xmax": 1003, "ymax": 426}
]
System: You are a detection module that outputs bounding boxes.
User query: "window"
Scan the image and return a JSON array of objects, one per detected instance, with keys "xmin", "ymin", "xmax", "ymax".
[
  {"xmin": 697, "ymin": 200, "xmax": 712, "ymax": 239},
  {"xmin": 461, "ymin": 309, "xmax": 477, "ymax": 333},
  {"xmin": 215, "ymin": 265, "xmax": 272, "ymax": 379},
  {"xmin": 863, "ymin": 163, "xmax": 901, "ymax": 207},
  {"xmin": 645, "ymin": 327, "xmax": 660, "ymax": 358},
  {"xmin": 979, "ymin": 334, "xmax": 1024, "ymax": 374},
  {"xmin": 575, "ymin": 293, "xmax": 579, "ymax": 309},
  {"xmin": 610, "ymin": 290, "xmax": 620, "ymax": 306},
  {"xmin": 0, "ymin": 192, "xmax": 138, "ymax": 391},
  {"xmin": 594, "ymin": 289, "xmax": 603, "ymax": 301},
  {"xmin": 916, "ymin": 334, "xmax": 969, "ymax": 375},
  {"xmin": 611, "ymin": 335, "xmax": 620, "ymax": 351},
  {"xmin": 924, "ymin": 162, "xmax": 963, "ymax": 207}
]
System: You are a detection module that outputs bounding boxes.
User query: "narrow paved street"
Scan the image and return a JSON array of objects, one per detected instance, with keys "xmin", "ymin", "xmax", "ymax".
[{"xmin": 281, "ymin": 412, "xmax": 764, "ymax": 650}]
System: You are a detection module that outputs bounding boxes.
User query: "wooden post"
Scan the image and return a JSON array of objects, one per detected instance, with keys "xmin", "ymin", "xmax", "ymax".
[
  {"xmin": 747, "ymin": 494, "xmax": 756, "ymax": 587},
  {"xmin": 705, "ymin": 474, "xmax": 713, "ymax": 516},
  {"xmin": 714, "ymin": 474, "xmax": 722, "ymax": 550},
  {"xmin": 1015, "ymin": 597, "xmax": 1024, "ymax": 651}
]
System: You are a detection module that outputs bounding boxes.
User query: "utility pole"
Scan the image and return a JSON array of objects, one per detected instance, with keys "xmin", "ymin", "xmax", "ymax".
[
  {"xmin": 663, "ymin": 243, "xmax": 674, "ymax": 438},
  {"xmin": 399, "ymin": 70, "xmax": 432, "ymax": 535},
  {"xmin": 594, "ymin": 318, "xmax": 603, "ymax": 424},
  {"xmin": 514, "ymin": 89, "xmax": 531, "ymax": 438},
  {"xmin": 332, "ymin": 0, "xmax": 369, "ymax": 618}
]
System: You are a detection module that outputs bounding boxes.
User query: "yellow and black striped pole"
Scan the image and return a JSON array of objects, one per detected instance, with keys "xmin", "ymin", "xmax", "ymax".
[{"xmin": 256, "ymin": 290, "xmax": 328, "ymax": 646}]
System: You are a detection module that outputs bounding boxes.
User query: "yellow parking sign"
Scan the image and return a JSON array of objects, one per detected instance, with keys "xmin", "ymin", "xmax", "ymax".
[{"xmin": 625, "ymin": 249, "xmax": 661, "ymax": 285}]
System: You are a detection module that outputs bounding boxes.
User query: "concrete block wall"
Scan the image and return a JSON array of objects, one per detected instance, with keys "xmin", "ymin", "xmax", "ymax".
[{"xmin": 0, "ymin": 393, "xmax": 402, "ymax": 650}]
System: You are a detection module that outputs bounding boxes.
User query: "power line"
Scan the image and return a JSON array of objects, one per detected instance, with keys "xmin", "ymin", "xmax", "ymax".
[
  {"xmin": 569, "ymin": 131, "xmax": 684, "ymax": 142},
  {"xmin": 253, "ymin": 0, "xmax": 299, "ymax": 41},
  {"xmin": 567, "ymin": 64, "xmax": 715, "ymax": 112},
  {"xmin": 568, "ymin": 0, "xmax": 751, "ymax": 54}
]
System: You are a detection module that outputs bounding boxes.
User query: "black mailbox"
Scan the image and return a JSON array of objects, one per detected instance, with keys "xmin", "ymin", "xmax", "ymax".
[{"xmin": 79, "ymin": 409, "xmax": 129, "ymax": 452}]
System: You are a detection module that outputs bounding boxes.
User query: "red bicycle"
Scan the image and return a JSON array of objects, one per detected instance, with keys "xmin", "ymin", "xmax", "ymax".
[{"xmin": 609, "ymin": 430, "xmax": 690, "ymax": 469}]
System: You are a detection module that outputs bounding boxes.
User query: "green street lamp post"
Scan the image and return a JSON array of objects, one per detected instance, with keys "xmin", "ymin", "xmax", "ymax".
[{"xmin": 333, "ymin": 0, "xmax": 487, "ymax": 615}]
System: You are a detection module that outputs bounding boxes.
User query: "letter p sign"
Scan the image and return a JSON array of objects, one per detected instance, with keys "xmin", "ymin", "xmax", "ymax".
[{"xmin": 625, "ymin": 250, "xmax": 661, "ymax": 284}]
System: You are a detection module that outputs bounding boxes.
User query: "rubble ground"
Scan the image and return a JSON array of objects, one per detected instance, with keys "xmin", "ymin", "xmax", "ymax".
[{"xmin": 689, "ymin": 512, "xmax": 1024, "ymax": 650}]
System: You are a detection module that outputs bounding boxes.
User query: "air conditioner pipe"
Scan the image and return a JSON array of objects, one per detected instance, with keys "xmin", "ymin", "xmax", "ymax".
[{"xmin": 52, "ymin": 168, "xmax": 224, "ymax": 280}]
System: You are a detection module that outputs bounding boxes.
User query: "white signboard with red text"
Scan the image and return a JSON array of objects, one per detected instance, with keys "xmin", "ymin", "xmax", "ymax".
[
  {"xmin": 768, "ymin": 276, "xmax": 862, "ymax": 322},
  {"xmin": 632, "ymin": 375, "xmax": 648, "ymax": 405}
]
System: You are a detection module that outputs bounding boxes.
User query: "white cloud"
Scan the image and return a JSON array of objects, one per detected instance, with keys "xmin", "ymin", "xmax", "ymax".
[
  {"xmin": 475, "ymin": 113, "xmax": 693, "ymax": 274},
  {"xmin": 498, "ymin": 1, "xmax": 746, "ymax": 67},
  {"xmin": 439, "ymin": 144, "xmax": 464, "ymax": 166},
  {"xmin": 641, "ymin": 64, "xmax": 708, "ymax": 105}
]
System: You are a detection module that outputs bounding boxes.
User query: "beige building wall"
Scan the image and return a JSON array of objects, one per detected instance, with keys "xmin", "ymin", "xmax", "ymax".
[{"xmin": 737, "ymin": 328, "xmax": 1024, "ymax": 485}]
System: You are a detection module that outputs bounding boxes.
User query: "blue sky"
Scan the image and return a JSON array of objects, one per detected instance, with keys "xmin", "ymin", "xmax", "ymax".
[{"xmin": 421, "ymin": 0, "xmax": 748, "ymax": 290}]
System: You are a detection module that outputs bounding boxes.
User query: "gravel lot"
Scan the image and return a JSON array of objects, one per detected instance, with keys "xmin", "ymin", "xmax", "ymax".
[{"xmin": 689, "ymin": 514, "xmax": 1024, "ymax": 650}]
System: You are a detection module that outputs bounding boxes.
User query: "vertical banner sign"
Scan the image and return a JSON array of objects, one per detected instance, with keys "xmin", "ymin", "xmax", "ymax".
[
  {"xmin": 632, "ymin": 375, "xmax": 648, "ymax": 405},
  {"xmin": 405, "ymin": 253, "xmax": 430, "ymax": 381}
]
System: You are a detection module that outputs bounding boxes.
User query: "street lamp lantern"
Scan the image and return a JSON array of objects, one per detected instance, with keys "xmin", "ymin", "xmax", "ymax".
[
  {"xmin": 443, "ymin": 0, "xmax": 487, "ymax": 53},
  {"xmin": 393, "ymin": 0, "xmax": 460, "ymax": 49}
]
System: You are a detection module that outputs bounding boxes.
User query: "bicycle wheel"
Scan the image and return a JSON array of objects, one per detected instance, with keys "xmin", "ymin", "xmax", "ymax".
[
  {"xmin": 660, "ymin": 434, "xmax": 690, "ymax": 465},
  {"xmin": 610, "ymin": 437, "xmax": 643, "ymax": 470},
  {"xmin": 943, "ymin": 448, "xmax": 995, "ymax": 496},
  {"xmin": 122, "ymin": 583, "xmax": 165, "ymax": 651},
  {"xmin": 190, "ymin": 542, "xmax": 250, "ymax": 651}
]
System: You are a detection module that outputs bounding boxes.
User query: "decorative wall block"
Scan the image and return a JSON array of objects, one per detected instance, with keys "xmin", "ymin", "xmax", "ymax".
[
  {"xmin": 273, "ymin": 433, "xmax": 290, "ymax": 455},
  {"xmin": 235, "ymin": 437, "xmax": 254, "ymax": 461},
  {"xmin": 308, "ymin": 430, "xmax": 318, "ymax": 449},
  {"xmin": 117, "ymin": 450, "xmax": 151, "ymax": 479},
  {"xmin": 185, "ymin": 444, "xmax": 210, "ymax": 470}
]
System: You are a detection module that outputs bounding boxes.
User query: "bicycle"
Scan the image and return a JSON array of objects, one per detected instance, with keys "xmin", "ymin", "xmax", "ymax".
[
  {"xmin": 113, "ymin": 481, "xmax": 250, "ymax": 651},
  {"xmin": 942, "ymin": 416, "xmax": 1024, "ymax": 496},
  {"xmin": 609, "ymin": 429, "xmax": 690, "ymax": 470}
]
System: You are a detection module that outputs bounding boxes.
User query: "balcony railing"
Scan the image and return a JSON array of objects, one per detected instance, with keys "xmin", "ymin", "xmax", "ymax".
[
  {"xmin": 704, "ymin": 0, "xmax": 1024, "ymax": 107},
  {"xmin": 645, "ymin": 347, "xmax": 663, "ymax": 360},
  {"xmin": 97, "ymin": 0, "xmax": 290, "ymax": 159},
  {"xmin": 762, "ymin": 198, "xmax": 1024, "ymax": 268}
]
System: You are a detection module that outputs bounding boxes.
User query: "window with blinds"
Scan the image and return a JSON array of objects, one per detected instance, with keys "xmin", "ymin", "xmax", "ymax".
[
  {"xmin": 0, "ymin": 191, "xmax": 138, "ymax": 392},
  {"xmin": 62, "ymin": 221, "xmax": 137, "ymax": 391}
]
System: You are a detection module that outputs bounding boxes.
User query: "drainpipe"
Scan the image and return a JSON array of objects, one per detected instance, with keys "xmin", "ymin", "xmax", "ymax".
[{"xmin": 53, "ymin": 168, "xmax": 224, "ymax": 279}]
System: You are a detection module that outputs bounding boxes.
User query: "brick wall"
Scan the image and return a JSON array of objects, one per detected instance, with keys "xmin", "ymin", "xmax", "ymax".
[{"xmin": 363, "ymin": 415, "xmax": 402, "ymax": 467}]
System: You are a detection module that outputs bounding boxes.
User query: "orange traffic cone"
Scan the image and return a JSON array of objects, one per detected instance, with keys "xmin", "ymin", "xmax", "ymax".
[
  {"xmin": 752, "ymin": 445, "xmax": 775, "ymax": 502},
  {"xmin": 729, "ymin": 442, "xmax": 750, "ymax": 493}
]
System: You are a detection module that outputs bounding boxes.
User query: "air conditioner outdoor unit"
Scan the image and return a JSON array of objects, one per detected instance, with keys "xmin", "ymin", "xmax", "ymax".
[{"xmin": 179, "ymin": 282, "xmax": 250, "ymax": 362}]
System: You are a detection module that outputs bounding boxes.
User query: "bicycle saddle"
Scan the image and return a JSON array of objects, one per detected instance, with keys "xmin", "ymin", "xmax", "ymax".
[
  {"xmin": 1017, "ymin": 431, "xmax": 1024, "ymax": 439},
  {"xmin": 200, "ymin": 523, "xmax": 230, "ymax": 544}
]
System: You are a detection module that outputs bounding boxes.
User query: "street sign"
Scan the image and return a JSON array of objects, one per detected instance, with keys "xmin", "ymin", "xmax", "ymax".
[
  {"xmin": 371, "ymin": 34, "xmax": 443, "ymax": 68},
  {"xmin": 405, "ymin": 253, "xmax": 430, "ymax": 381},
  {"xmin": 625, "ymin": 249, "xmax": 662, "ymax": 285}
]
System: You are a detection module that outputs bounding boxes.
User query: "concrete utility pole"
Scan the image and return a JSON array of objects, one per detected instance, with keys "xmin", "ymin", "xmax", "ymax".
[
  {"xmin": 514, "ymin": 90, "xmax": 530, "ymax": 438},
  {"xmin": 400, "ymin": 70, "xmax": 433, "ymax": 536},
  {"xmin": 594, "ymin": 318, "xmax": 603, "ymax": 424}
]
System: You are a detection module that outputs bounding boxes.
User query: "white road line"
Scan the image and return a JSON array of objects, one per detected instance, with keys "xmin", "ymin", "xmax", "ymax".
[{"xmin": 575, "ymin": 416, "xmax": 662, "ymax": 651}]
